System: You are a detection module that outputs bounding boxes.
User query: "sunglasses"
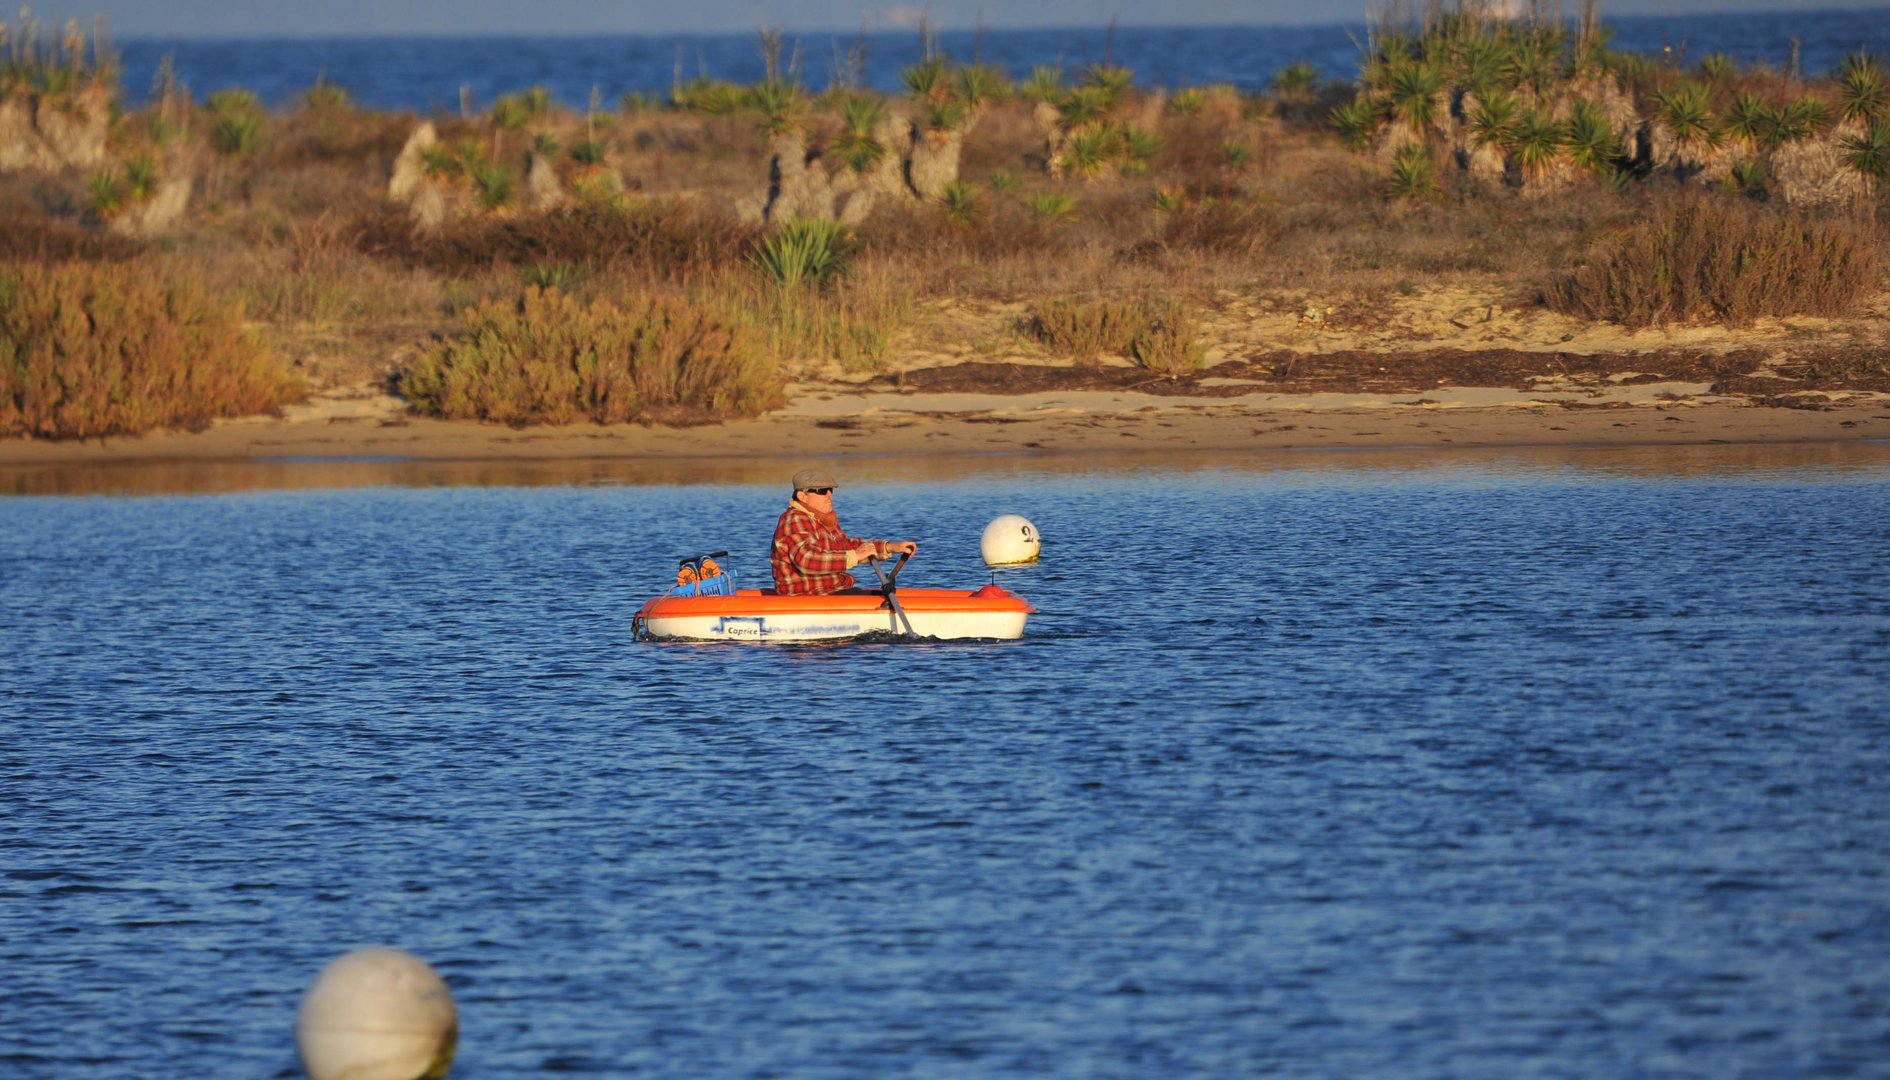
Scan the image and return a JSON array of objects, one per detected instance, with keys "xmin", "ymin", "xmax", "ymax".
[{"xmin": 802, "ymin": 487, "xmax": 834, "ymax": 495}]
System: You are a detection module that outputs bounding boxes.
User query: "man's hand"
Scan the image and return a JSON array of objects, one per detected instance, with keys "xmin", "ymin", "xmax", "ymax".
[{"xmin": 884, "ymin": 540, "xmax": 918, "ymax": 557}]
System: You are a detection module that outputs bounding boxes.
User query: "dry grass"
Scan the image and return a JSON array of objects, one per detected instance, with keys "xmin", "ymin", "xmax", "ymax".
[{"xmin": 1548, "ymin": 191, "xmax": 1880, "ymax": 327}]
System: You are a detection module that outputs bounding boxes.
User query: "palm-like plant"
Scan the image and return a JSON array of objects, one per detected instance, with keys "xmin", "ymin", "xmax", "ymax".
[
  {"xmin": 1270, "ymin": 60, "xmax": 1318, "ymax": 100},
  {"xmin": 1698, "ymin": 52, "xmax": 1738, "ymax": 84},
  {"xmin": 745, "ymin": 78, "xmax": 802, "ymax": 137},
  {"xmin": 1655, "ymin": 82, "xmax": 1717, "ymax": 144},
  {"xmin": 902, "ymin": 57, "xmax": 949, "ymax": 103},
  {"xmin": 1384, "ymin": 60, "xmax": 1445, "ymax": 131},
  {"xmin": 830, "ymin": 95, "xmax": 886, "ymax": 173},
  {"xmin": 1168, "ymin": 87, "xmax": 1206, "ymax": 115},
  {"xmin": 1776, "ymin": 97, "xmax": 1832, "ymax": 143},
  {"xmin": 123, "ymin": 154, "xmax": 160, "ymax": 202},
  {"xmin": 1837, "ymin": 50, "xmax": 1886, "ymax": 125},
  {"xmin": 1508, "ymin": 30, "xmax": 1563, "ymax": 96},
  {"xmin": 1387, "ymin": 143, "xmax": 1439, "ymax": 199},
  {"xmin": 955, "ymin": 65, "xmax": 1007, "ymax": 110},
  {"xmin": 1467, "ymin": 90, "xmax": 1519, "ymax": 148},
  {"xmin": 1064, "ymin": 122, "xmax": 1123, "ymax": 178},
  {"xmin": 1510, "ymin": 106, "xmax": 1563, "ymax": 178},
  {"xmin": 940, "ymin": 181, "xmax": 982, "ymax": 225},
  {"xmin": 1019, "ymin": 65, "xmax": 1064, "ymax": 104},
  {"xmin": 1564, "ymin": 99, "xmax": 1622, "ymax": 173},
  {"xmin": 1456, "ymin": 37, "xmax": 1509, "ymax": 100},
  {"xmin": 751, "ymin": 218, "xmax": 851, "ymax": 288},
  {"xmin": 1841, "ymin": 120, "xmax": 1890, "ymax": 182},
  {"xmin": 1057, "ymin": 86, "xmax": 1111, "ymax": 127},
  {"xmin": 1026, "ymin": 190, "xmax": 1077, "ymax": 223},
  {"xmin": 469, "ymin": 159, "xmax": 512, "ymax": 210},
  {"xmin": 1724, "ymin": 93, "xmax": 1772, "ymax": 146},
  {"xmin": 1080, "ymin": 63, "xmax": 1135, "ymax": 109},
  {"xmin": 1330, "ymin": 98, "xmax": 1383, "ymax": 151}
]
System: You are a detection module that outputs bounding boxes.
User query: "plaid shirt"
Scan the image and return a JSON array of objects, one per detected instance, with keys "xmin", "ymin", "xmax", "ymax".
[{"xmin": 770, "ymin": 499, "xmax": 881, "ymax": 595}]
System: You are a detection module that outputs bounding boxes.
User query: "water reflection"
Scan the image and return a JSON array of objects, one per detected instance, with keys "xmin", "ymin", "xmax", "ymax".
[{"xmin": 4, "ymin": 441, "xmax": 1888, "ymax": 497}]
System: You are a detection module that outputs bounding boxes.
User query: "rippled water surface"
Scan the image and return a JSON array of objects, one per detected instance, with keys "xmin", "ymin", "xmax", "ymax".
[{"xmin": 3, "ymin": 445, "xmax": 1889, "ymax": 1077}]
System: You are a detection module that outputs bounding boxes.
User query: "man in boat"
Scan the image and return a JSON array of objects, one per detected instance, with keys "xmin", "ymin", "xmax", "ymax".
[{"xmin": 771, "ymin": 468, "xmax": 917, "ymax": 595}]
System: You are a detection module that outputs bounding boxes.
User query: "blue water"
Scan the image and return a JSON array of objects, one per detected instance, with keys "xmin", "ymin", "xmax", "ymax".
[
  {"xmin": 2, "ymin": 445, "xmax": 1888, "ymax": 1077},
  {"xmin": 109, "ymin": 10, "xmax": 1890, "ymax": 113}
]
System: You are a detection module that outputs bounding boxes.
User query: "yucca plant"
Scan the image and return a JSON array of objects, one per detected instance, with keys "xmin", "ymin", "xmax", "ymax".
[
  {"xmin": 520, "ymin": 262, "xmax": 587, "ymax": 290},
  {"xmin": 1724, "ymin": 92, "xmax": 1772, "ymax": 145},
  {"xmin": 1777, "ymin": 97, "xmax": 1832, "ymax": 143},
  {"xmin": 940, "ymin": 181, "xmax": 983, "ymax": 225},
  {"xmin": 921, "ymin": 98, "xmax": 969, "ymax": 137},
  {"xmin": 830, "ymin": 95, "xmax": 886, "ymax": 173},
  {"xmin": 123, "ymin": 154, "xmax": 160, "ymax": 202},
  {"xmin": 1511, "ymin": 106, "xmax": 1563, "ymax": 178},
  {"xmin": 1151, "ymin": 185, "xmax": 1186, "ymax": 213},
  {"xmin": 1330, "ymin": 98, "xmax": 1382, "ymax": 151},
  {"xmin": 211, "ymin": 113, "xmax": 263, "ymax": 157},
  {"xmin": 1027, "ymin": 190, "xmax": 1077, "ymax": 223},
  {"xmin": 1064, "ymin": 123, "xmax": 1123, "ymax": 178},
  {"xmin": 1838, "ymin": 51, "xmax": 1886, "ymax": 125},
  {"xmin": 1223, "ymin": 141, "xmax": 1253, "ymax": 168},
  {"xmin": 1456, "ymin": 37, "xmax": 1509, "ymax": 100},
  {"xmin": 1120, "ymin": 124, "xmax": 1162, "ymax": 175},
  {"xmin": 1564, "ymin": 99, "xmax": 1623, "ymax": 173},
  {"xmin": 1387, "ymin": 143, "xmax": 1439, "ymax": 199},
  {"xmin": 420, "ymin": 144, "xmax": 462, "ymax": 183},
  {"xmin": 84, "ymin": 170, "xmax": 124, "ymax": 218},
  {"xmin": 1508, "ymin": 32, "xmax": 1562, "ymax": 96},
  {"xmin": 301, "ymin": 81, "xmax": 349, "ymax": 110},
  {"xmin": 1057, "ymin": 85, "xmax": 1111, "ymax": 127},
  {"xmin": 1384, "ymin": 60, "xmax": 1445, "ymax": 130},
  {"xmin": 469, "ymin": 159, "xmax": 512, "ymax": 210},
  {"xmin": 672, "ymin": 77, "xmax": 743, "ymax": 114},
  {"xmin": 902, "ymin": 57, "xmax": 949, "ymax": 103},
  {"xmin": 206, "ymin": 88, "xmax": 262, "ymax": 115},
  {"xmin": 1019, "ymin": 65, "xmax": 1064, "ymax": 104},
  {"xmin": 531, "ymin": 130, "xmax": 560, "ymax": 158},
  {"xmin": 1467, "ymin": 90, "xmax": 1519, "ymax": 148},
  {"xmin": 1080, "ymin": 63, "xmax": 1135, "ymax": 108},
  {"xmin": 1699, "ymin": 52, "xmax": 1738, "ymax": 84},
  {"xmin": 1169, "ymin": 87, "xmax": 1206, "ymax": 114},
  {"xmin": 1655, "ymin": 82, "xmax": 1717, "ymax": 144},
  {"xmin": 987, "ymin": 167, "xmax": 1019, "ymax": 191},
  {"xmin": 955, "ymin": 65, "xmax": 1007, "ymax": 109},
  {"xmin": 746, "ymin": 78, "xmax": 802, "ymax": 137},
  {"xmin": 1270, "ymin": 60, "xmax": 1318, "ymax": 100},
  {"xmin": 1842, "ymin": 121, "xmax": 1890, "ymax": 182},
  {"xmin": 752, "ymin": 217, "xmax": 851, "ymax": 288},
  {"xmin": 1729, "ymin": 159, "xmax": 1766, "ymax": 196}
]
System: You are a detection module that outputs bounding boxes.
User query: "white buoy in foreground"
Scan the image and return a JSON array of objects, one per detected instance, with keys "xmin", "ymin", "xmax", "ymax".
[
  {"xmin": 981, "ymin": 514, "xmax": 1042, "ymax": 566},
  {"xmin": 297, "ymin": 948, "xmax": 458, "ymax": 1080}
]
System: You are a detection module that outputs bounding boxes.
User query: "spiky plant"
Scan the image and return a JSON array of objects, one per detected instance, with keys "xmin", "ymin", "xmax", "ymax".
[
  {"xmin": 940, "ymin": 181, "xmax": 983, "ymax": 225},
  {"xmin": 902, "ymin": 57, "xmax": 949, "ymax": 103},
  {"xmin": 1724, "ymin": 92, "xmax": 1771, "ymax": 146},
  {"xmin": 1169, "ymin": 87, "xmax": 1206, "ymax": 115},
  {"xmin": 1080, "ymin": 63, "xmax": 1135, "ymax": 108},
  {"xmin": 1330, "ymin": 98, "xmax": 1382, "ymax": 151},
  {"xmin": 1467, "ymin": 90, "xmax": 1519, "ymax": 148},
  {"xmin": 751, "ymin": 218, "xmax": 851, "ymax": 287},
  {"xmin": 1729, "ymin": 159, "xmax": 1766, "ymax": 196},
  {"xmin": 1699, "ymin": 52, "xmax": 1738, "ymax": 83},
  {"xmin": 1508, "ymin": 31, "xmax": 1562, "ymax": 96},
  {"xmin": 987, "ymin": 168, "xmax": 1019, "ymax": 191},
  {"xmin": 1057, "ymin": 86, "xmax": 1111, "ymax": 127},
  {"xmin": 1777, "ymin": 97, "xmax": 1832, "ymax": 143},
  {"xmin": 1384, "ymin": 60, "xmax": 1445, "ymax": 131},
  {"xmin": 84, "ymin": 170, "xmax": 124, "ymax": 218},
  {"xmin": 921, "ymin": 98, "xmax": 969, "ymax": 138},
  {"xmin": 1511, "ymin": 106, "xmax": 1563, "ymax": 178},
  {"xmin": 469, "ymin": 160, "xmax": 512, "ymax": 210},
  {"xmin": 830, "ymin": 95, "xmax": 886, "ymax": 173},
  {"xmin": 1019, "ymin": 65, "xmax": 1064, "ymax": 104},
  {"xmin": 1387, "ymin": 143, "xmax": 1439, "ymax": 199},
  {"xmin": 568, "ymin": 140, "xmax": 607, "ymax": 166},
  {"xmin": 1152, "ymin": 185, "xmax": 1185, "ymax": 213},
  {"xmin": 211, "ymin": 113, "xmax": 262, "ymax": 157},
  {"xmin": 1456, "ymin": 37, "xmax": 1508, "ymax": 100},
  {"xmin": 1122, "ymin": 124, "xmax": 1162, "ymax": 164},
  {"xmin": 1270, "ymin": 60, "xmax": 1318, "ymax": 100},
  {"xmin": 531, "ymin": 130, "xmax": 560, "ymax": 158},
  {"xmin": 301, "ymin": 81, "xmax": 349, "ymax": 110},
  {"xmin": 1841, "ymin": 120, "xmax": 1890, "ymax": 183},
  {"xmin": 123, "ymin": 154, "xmax": 159, "ymax": 202},
  {"xmin": 206, "ymin": 88, "xmax": 261, "ymax": 115},
  {"xmin": 672, "ymin": 77, "xmax": 742, "ymax": 114},
  {"xmin": 420, "ymin": 144, "xmax": 462, "ymax": 183},
  {"xmin": 1656, "ymin": 82, "xmax": 1717, "ymax": 144},
  {"xmin": 1064, "ymin": 123, "xmax": 1123, "ymax": 178},
  {"xmin": 1564, "ymin": 99, "xmax": 1623, "ymax": 173},
  {"xmin": 1026, "ymin": 190, "xmax": 1077, "ymax": 223},
  {"xmin": 955, "ymin": 65, "xmax": 1007, "ymax": 110},
  {"xmin": 1223, "ymin": 141, "xmax": 1253, "ymax": 168},
  {"xmin": 745, "ymin": 78, "xmax": 802, "ymax": 137},
  {"xmin": 1837, "ymin": 50, "xmax": 1886, "ymax": 125}
]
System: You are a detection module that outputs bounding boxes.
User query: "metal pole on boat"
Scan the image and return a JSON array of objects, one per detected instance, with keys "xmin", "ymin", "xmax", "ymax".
[{"xmin": 868, "ymin": 553, "xmax": 918, "ymax": 638}]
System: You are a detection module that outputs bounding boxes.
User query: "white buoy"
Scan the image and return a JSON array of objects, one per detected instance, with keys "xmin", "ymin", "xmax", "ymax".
[
  {"xmin": 980, "ymin": 514, "xmax": 1042, "ymax": 566},
  {"xmin": 297, "ymin": 948, "xmax": 458, "ymax": 1080}
]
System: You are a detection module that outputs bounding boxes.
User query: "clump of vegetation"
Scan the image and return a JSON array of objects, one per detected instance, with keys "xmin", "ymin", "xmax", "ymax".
[
  {"xmin": 1026, "ymin": 296, "xmax": 1203, "ymax": 370},
  {"xmin": 1547, "ymin": 193, "xmax": 1878, "ymax": 327},
  {"xmin": 0, "ymin": 263, "xmax": 301, "ymax": 438},
  {"xmin": 399, "ymin": 287, "xmax": 783, "ymax": 424},
  {"xmin": 750, "ymin": 218, "xmax": 852, "ymax": 288}
]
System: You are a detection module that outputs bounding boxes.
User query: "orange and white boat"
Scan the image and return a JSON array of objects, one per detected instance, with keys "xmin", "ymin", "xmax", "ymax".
[{"xmin": 633, "ymin": 552, "xmax": 1035, "ymax": 642}]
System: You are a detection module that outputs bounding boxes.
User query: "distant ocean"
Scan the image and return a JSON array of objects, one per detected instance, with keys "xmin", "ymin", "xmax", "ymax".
[{"xmin": 110, "ymin": 8, "xmax": 1890, "ymax": 114}]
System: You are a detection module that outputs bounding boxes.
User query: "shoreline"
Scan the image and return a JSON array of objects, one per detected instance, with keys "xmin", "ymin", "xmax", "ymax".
[{"xmin": 3, "ymin": 380, "xmax": 1886, "ymax": 469}]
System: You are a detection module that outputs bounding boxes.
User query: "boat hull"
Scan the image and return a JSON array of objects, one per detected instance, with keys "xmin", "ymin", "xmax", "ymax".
[{"xmin": 635, "ymin": 587, "xmax": 1033, "ymax": 642}]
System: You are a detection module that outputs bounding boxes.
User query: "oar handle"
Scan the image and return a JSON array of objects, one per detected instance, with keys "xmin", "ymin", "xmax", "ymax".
[{"xmin": 865, "ymin": 551, "xmax": 911, "ymax": 590}]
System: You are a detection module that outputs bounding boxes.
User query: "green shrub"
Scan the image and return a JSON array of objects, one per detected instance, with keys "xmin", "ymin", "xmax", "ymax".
[
  {"xmin": 1027, "ymin": 296, "xmax": 1200, "ymax": 368},
  {"xmin": 211, "ymin": 113, "xmax": 264, "ymax": 157},
  {"xmin": 0, "ymin": 263, "xmax": 300, "ymax": 439},
  {"xmin": 1547, "ymin": 194, "xmax": 1878, "ymax": 328},
  {"xmin": 400, "ymin": 287, "xmax": 781, "ymax": 424},
  {"xmin": 1128, "ymin": 300, "xmax": 1206, "ymax": 375},
  {"xmin": 751, "ymin": 218, "xmax": 852, "ymax": 288}
]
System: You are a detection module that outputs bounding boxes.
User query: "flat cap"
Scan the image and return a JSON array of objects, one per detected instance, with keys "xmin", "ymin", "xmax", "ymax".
[{"xmin": 791, "ymin": 467, "xmax": 837, "ymax": 490}]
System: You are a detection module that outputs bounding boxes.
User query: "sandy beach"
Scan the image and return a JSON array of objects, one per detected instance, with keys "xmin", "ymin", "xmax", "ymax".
[{"xmin": 5, "ymin": 285, "xmax": 1887, "ymax": 469}]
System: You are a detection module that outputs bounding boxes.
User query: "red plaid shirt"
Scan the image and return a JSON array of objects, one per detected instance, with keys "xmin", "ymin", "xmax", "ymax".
[{"xmin": 770, "ymin": 499, "xmax": 882, "ymax": 594}]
